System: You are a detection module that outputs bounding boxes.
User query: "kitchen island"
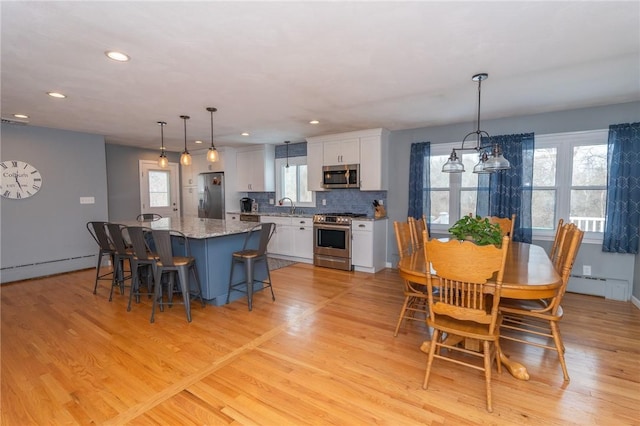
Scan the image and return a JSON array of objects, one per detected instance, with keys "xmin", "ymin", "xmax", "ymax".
[{"xmin": 123, "ymin": 217, "xmax": 266, "ymax": 306}]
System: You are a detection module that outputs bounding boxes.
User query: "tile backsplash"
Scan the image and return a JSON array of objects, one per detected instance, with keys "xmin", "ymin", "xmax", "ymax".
[{"xmin": 247, "ymin": 189, "xmax": 387, "ymax": 217}]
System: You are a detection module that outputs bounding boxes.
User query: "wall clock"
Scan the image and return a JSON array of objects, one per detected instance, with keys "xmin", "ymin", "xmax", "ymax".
[{"xmin": 1, "ymin": 160, "xmax": 43, "ymax": 199}]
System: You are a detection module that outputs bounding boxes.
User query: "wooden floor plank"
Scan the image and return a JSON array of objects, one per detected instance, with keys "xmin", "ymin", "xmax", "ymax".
[{"xmin": 2, "ymin": 263, "xmax": 639, "ymax": 425}]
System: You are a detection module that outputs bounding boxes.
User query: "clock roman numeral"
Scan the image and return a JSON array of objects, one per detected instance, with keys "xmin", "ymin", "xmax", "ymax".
[
  {"xmin": 23, "ymin": 163, "xmax": 28, "ymax": 169},
  {"xmin": 1, "ymin": 163, "xmax": 7, "ymax": 169},
  {"xmin": 3, "ymin": 190, "xmax": 10, "ymax": 197},
  {"xmin": 16, "ymin": 192, "xmax": 22, "ymax": 199},
  {"xmin": 11, "ymin": 161, "xmax": 17, "ymax": 167},
  {"xmin": 32, "ymin": 185, "xmax": 40, "ymax": 190},
  {"xmin": 34, "ymin": 178, "xmax": 42, "ymax": 181}
]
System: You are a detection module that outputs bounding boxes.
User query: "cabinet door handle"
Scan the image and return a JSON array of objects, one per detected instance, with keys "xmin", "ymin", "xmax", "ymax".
[{"xmin": 358, "ymin": 224, "xmax": 366, "ymax": 228}]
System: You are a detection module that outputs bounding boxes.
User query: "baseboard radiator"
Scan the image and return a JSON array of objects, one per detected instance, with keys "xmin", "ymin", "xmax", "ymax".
[
  {"xmin": 1, "ymin": 255, "xmax": 96, "ymax": 284},
  {"xmin": 567, "ymin": 274, "xmax": 631, "ymax": 301}
]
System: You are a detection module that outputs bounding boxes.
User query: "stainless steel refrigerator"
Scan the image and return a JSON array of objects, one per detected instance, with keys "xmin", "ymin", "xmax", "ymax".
[{"xmin": 197, "ymin": 172, "xmax": 225, "ymax": 219}]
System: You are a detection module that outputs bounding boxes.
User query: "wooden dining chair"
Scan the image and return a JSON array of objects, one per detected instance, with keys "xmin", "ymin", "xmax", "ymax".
[
  {"xmin": 487, "ymin": 213, "xmax": 516, "ymax": 237},
  {"xmin": 422, "ymin": 234, "xmax": 510, "ymax": 413},
  {"xmin": 393, "ymin": 221, "xmax": 428, "ymax": 336},
  {"xmin": 551, "ymin": 221, "xmax": 576, "ymax": 272},
  {"xmin": 549, "ymin": 218, "xmax": 565, "ymax": 261},
  {"xmin": 500, "ymin": 225, "xmax": 584, "ymax": 381},
  {"xmin": 408, "ymin": 214, "xmax": 428, "ymax": 252}
]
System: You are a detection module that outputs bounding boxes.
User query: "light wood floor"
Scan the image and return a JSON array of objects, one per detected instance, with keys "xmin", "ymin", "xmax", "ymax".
[{"xmin": 2, "ymin": 264, "xmax": 639, "ymax": 425}]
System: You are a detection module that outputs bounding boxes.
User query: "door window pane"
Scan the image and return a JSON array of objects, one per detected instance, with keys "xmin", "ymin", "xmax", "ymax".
[{"xmin": 149, "ymin": 170, "xmax": 170, "ymax": 207}]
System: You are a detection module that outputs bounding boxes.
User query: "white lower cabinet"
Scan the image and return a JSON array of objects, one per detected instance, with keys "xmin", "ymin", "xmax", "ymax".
[
  {"xmin": 351, "ymin": 219, "xmax": 387, "ymax": 273},
  {"xmin": 226, "ymin": 213, "xmax": 240, "ymax": 222},
  {"xmin": 261, "ymin": 215, "xmax": 313, "ymax": 262}
]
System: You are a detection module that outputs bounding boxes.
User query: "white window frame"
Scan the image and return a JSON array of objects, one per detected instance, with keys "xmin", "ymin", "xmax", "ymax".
[
  {"xmin": 428, "ymin": 130, "xmax": 608, "ymax": 243},
  {"xmin": 275, "ymin": 156, "xmax": 316, "ymax": 208}
]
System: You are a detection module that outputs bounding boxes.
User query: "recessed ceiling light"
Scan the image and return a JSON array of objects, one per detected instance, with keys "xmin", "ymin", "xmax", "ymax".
[
  {"xmin": 309, "ymin": 120, "xmax": 320, "ymax": 124},
  {"xmin": 13, "ymin": 114, "xmax": 29, "ymax": 119},
  {"xmin": 47, "ymin": 92, "xmax": 66, "ymax": 98},
  {"xmin": 241, "ymin": 132, "xmax": 250, "ymax": 136},
  {"xmin": 105, "ymin": 50, "xmax": 130, "ymax": 62},
  {"xmin": 195, "ymin": 140, "xmax": 203, "ymax": 144}
]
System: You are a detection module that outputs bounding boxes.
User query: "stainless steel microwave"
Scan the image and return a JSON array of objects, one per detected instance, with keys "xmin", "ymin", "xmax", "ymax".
[{"xmin": 322, "ymin": 164, "xmax": 360, "ymax": 189}]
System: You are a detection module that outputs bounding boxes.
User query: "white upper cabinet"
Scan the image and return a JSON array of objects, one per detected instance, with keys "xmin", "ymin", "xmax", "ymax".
[
  {"xmin": 322, "ymin": 138, "xmax": 360, "ymax": 165},
  {"xmin": 306, "ymin": 128, "xmax": 389, "ymax": 191},
  {"xmin": 235, "ymin": 145, "xmax": 275, "ymax": 192}
]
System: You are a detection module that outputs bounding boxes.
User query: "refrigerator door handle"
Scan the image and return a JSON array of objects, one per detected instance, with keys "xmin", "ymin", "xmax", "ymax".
[{"xmin": 203, "ymin": 186, "xmax": 210, "ymax": 211}]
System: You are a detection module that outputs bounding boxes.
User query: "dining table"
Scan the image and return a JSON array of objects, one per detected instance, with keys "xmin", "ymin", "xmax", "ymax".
[{"xmin": 397, "ymin": 240, "xmax": 562, "ymax": 381}]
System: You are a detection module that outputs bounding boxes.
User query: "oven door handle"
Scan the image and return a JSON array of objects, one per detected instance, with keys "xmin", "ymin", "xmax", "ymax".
[{"xmin": 314, "ymin": 223, "xmax": 350, "ymax": 231}]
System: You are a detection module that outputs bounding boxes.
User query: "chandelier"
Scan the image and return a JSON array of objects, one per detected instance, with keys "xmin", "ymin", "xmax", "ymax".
[{"xmin": 442, "ymin": 73, "xmax": 510, "ymax": 173}]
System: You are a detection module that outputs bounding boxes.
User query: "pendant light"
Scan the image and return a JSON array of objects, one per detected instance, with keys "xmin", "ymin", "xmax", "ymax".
[
  {"xmin": 206, "ymin": 107, "xmax": 219, "ymax": 162},
  {"xmin": 441, "ymin": 73, "xmax": 510, "ymax": 173},
  {"xmin": 284, "ymin": 140, "xmax": 290, "ymax": 168},
  {"xmin": 179, "ymin": 115, "xmax": 192, "ymax": 166},
  {"xmin": 157, "ymin": 121, "xmax": 168, "ymax": 168}
]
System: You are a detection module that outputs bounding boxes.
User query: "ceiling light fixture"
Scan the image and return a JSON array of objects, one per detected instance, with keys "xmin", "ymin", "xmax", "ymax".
[
  {"xmin": 309, "ymin": 120, "xmax": 320, "ymax": 125},
  {"xmin": 241, "ymin": 132, "xmax": 249, "ymax": 136},
  {"xmin": 441, "ymin": 73, "xmax": 510, "ymax": 174},
  {"xmin": 157, "ymin": 121, "xmax": 168, "ymax": 168},
  {"xmin": 180, "ymin": 115, "xmax": 192, "ymax": 166},
  {"xmin": 47, "ymin": 92, "xmax": 66, "ymax": 98},
  {"xmin": 105, "ymin": 50, "xmax": 130, "ymax": 62},
  {"xmin": 284, "ymin": 141, "xmax": 290, "ymax": 168},
  {"xmin": 13, "ymin": 114, "xmax": 29, "ymax": 119},
  {"xmin": 206, "ymin": 107, "xmax": 219, "ymax": 162}
]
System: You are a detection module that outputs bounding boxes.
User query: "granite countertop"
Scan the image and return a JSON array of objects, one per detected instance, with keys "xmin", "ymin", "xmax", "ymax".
[
  {"xmin": 227, "ymin": 211, "xmax": 385, "ymax": 221},
  {"xmin": 125, "ymin": 217, "xmax": 259, "ymax": 239}
]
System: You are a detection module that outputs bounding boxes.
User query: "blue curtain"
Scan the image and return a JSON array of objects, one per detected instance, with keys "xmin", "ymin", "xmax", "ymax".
[
  {"xmin": 603, "ymin": 122, "xmax": 640, "ymax": 254},
  {"xmin": 477, "ymin": 133, "xmax": 534, "ymax": 243},
  {"xmin": 408, "ymin": 142, "xmax": 430, "ymax": 221}
]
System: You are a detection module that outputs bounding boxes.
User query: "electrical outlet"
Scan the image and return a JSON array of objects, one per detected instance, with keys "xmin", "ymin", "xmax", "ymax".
[
  {"xmin": 583, "ymin": 265, "xmax": 592, "ymax": 276},
  {"xmin": 322, "ymin": 199, "xmax": 327, "ymax": 206},
  {"xmin": 80, "ymin": 196, "xmax": 95, "ymax": 204},
  {"xmin": 378, "ymin": 200, "xmax": 384, "ymax": 205}
]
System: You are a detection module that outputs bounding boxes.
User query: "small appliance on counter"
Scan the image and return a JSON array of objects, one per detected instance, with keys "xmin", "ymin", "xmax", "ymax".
[{"xmin": 240, "ymin": 197, "xmax": 254, "ymax": 213}]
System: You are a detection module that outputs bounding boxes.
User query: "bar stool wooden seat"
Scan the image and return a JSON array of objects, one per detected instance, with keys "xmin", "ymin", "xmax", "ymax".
[{"xmin": 227, "ymin": 223, "xmax": 276, "ymax": 311}]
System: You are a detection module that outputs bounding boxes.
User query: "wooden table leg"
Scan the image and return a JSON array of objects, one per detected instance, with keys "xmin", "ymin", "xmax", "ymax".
[{"xmin": 499, "ymin": 351, "xmax": 530, "ymax": 380}]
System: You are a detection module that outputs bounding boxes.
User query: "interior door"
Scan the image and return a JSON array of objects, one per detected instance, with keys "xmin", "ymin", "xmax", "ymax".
[{"xmin": 139, "ymin": 160, "xmax": 180, "ymax": 219}]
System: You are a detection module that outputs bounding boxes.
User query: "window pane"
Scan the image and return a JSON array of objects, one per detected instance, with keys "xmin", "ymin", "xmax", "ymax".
[
  {"xmin": 460, "ymin": 190, "xmax": 477, "ymax": 218},
  {"xmin": 532, "ymin": 189, "xmax": 556, "ymax": 229},
  {"xmin": 283, "ymin": 165, "xmax": 297, "ymax": 200},
  {"xmin": 298, "ymin": 165, "xmax": 312, "ymax": 202},
  {"xmin": 570, "ymin": 189, "xmax": 606, "ymax": 231},
  {"xmin": 572, "ymin": 145, "xmax": 607, "ymax": 186},
  {"xmin": 461, "ymin": 154, "xmax": 480, "ymax": 188},
  {"xmin": 533, "ymin": 148, "xmax": 557, "ymax": 186},
  {"xmin": 430, "ymin": 191, "xmax": 449, "ymax": 224},
  {"xmin": 430, "ymin": 155, "xmax": 450, "ymax": 188},
  {"xmin": 148, "ymin": 170, "xmax": 169, "ymax": 207}
]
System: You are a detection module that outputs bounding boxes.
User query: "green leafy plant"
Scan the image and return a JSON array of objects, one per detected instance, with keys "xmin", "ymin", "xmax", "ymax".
[{"xmin": 448, "ymin": 214, "xmax": 503, "ymax": 246}]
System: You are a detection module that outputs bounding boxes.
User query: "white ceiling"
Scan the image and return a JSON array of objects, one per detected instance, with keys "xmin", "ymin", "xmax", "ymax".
[{"xmin": 2, "ymin": 1, "xmax": 639, "ymax": 153}]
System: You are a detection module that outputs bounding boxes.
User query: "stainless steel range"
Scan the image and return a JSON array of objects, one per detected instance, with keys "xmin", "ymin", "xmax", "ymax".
[{"xmin": 313, "ymin": 213, "xmax": 367, "ymax": 271}]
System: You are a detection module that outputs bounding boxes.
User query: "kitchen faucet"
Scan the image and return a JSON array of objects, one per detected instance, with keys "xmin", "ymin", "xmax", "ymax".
[{"xmin": 278, "ymin": 197, "xmax": 296, "ymax": 214}]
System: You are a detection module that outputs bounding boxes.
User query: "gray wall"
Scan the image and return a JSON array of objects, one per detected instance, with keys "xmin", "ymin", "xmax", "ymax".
[
  {"xmin": 1, "ymin": 124, "xmax": 108, "ymax": 282},
  {"xmin": 105, "ymin": 144, "xmax": 180, "ymax": 222},
  {"xmin": 386, "ymin": 101, "xmax": 640, "ymax": 299}
]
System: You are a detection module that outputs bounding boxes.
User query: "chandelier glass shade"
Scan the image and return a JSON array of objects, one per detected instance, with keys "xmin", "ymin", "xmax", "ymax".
[
  {"xmin": 442, "ymin": 73, "xmax": 510, "ymax": 174},
  {"xmin": 179, "ymin": 115, "xmax": 192, "ymax": 166},
  {"xmin": 157, "ymin": 121, "xmax": 168, "ymax": 168},
  {"xmin": 206, "ymin": 107, "xmax": 219, "ymax": 162}
]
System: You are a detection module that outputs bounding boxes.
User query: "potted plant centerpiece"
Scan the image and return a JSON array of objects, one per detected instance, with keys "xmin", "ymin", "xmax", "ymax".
[{"xmin": 448, "ymin": 214, "xmax": 503, "ymax": 246}]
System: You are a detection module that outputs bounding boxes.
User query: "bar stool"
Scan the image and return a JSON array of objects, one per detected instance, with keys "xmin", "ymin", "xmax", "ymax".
[
  {"xmin": 106, "ymin": 223, "xmax": 134, "ymax": 301},
  {"xmin": 150, "ymin": 229, "xmax": 205, "ymax": 323},
  {"xmin": 227, "ymin": 223, "xmax": 276, "ymax": 311},
  {"xmin": 124, "ymin": 225, "xmax": 157, "ymax": 311},
  {"xmin": 137, "ymin": 213, "xmax": 162, "ymax": 221},
  {"xmin": 86, "ymin": 221, "xmax": 116, "ymax": 295}
]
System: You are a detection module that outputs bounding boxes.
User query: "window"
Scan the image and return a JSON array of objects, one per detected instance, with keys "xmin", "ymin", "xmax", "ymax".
[
  {"xmin": 428, "ymin": 142, "xmax": 481, "ymax": 231},
  {"xmin": 148, "ymin": 170, "xmax": 170, "ymax": 207},
  {"xmin": 275, "ymin": 156, "xmax": 315, "ymax": 207},
  {"xmin": 532, "ymin": 129, "xmax": 608, "ymax": 239},
  {"xmin": 427, "ymin": 130, "xmax": 608, "ymax": 240}
]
